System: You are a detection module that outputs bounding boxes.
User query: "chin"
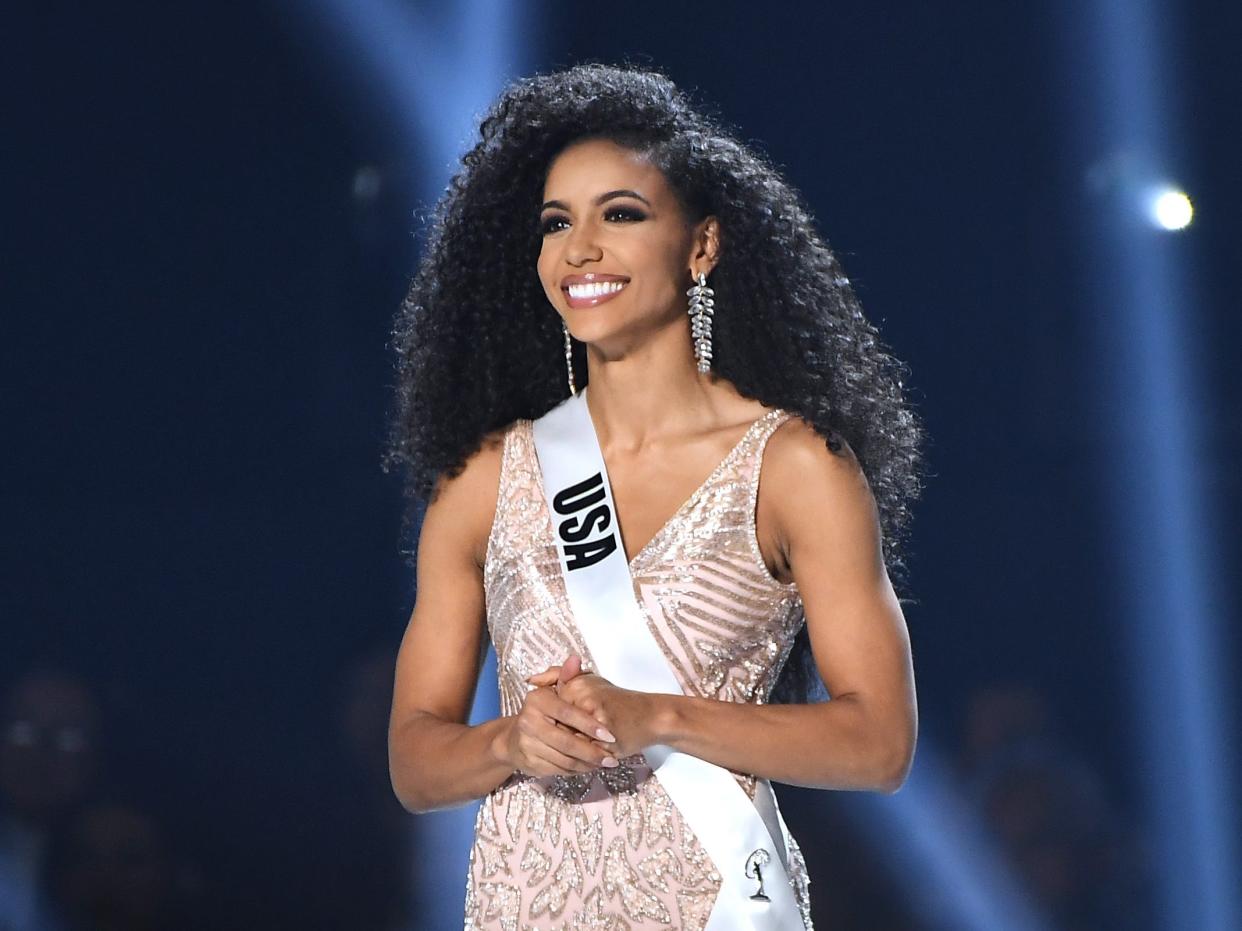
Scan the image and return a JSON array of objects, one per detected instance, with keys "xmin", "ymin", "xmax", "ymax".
[{"xmin": 564, "ymin": 312, "xmax": 627, "ymax": 345}]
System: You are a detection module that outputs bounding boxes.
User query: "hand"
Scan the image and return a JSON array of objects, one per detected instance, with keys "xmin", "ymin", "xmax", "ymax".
[
  {"xmin": 528, "ymin": 654, "xmax": 661, "ymax": 760},
  {"xmin": 495, "ymin": 656, "xmax": 619, "ymax": 778}
]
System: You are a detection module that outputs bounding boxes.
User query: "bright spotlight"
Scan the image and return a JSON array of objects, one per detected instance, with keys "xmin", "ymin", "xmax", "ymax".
[{"xmin": 1149, "ymin": 187, "xmax": 1194, "ymax": 230}]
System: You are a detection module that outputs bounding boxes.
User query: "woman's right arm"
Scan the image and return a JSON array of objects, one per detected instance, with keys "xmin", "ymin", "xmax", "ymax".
[{"xmin": 387, "ymin": 434, "xmax": 618, "ymax": 814}]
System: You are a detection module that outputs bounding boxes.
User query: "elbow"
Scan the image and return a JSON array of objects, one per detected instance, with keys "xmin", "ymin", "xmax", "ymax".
[
  {"xmin": 391, "ymin": 777, "xmax": 429, "ymax": 815},
  {"xmin": 388, "ymin": 727, "xmax": 432, "ymax": 815},
  {"xmin": 400, "ymin": 796, "xmax": 437, "ymax": 816},
  {"xmin": 874, "ymin": 731, "xmax": 916, "ymax": 795},
  {"xmin": 391, "ymin": 764, "xmax": 449, "ymax": 815},
  {"xmin": 872, "ymin": 700, "xmax": 918, "ymax": 794},
  {"xmin": 876, "ymin": 761, "xmax": 911, "ymax": 795},
  {"xmin": 388, "ymin": 761, "xmax": 428, "ymax": 814}
]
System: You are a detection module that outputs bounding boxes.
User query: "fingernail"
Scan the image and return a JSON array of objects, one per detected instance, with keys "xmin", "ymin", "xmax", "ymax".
[
  {"xmin": 595, "ymin": 727, "xmax": 616, "ymax": 742},
  {"xmin": 602, "ymin": 756, "xmax": 618, "ymax": 768}
]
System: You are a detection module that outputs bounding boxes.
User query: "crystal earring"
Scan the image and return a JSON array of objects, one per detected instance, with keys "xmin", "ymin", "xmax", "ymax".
[
  {"xmin": 562, "ymin": 321, "xmax": 577, "ymax": 396},
  {"xmin": 686, "ymin": 271, "xmax": 715, "ymax": 373}
]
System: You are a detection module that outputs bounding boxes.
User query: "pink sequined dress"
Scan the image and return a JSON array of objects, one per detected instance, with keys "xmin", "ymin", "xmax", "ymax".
[{"xmin": 464, "ymin": 409, "xmax": 814, "ymax": 930}]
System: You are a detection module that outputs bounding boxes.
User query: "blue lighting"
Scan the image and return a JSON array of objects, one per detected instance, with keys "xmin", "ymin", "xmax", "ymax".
[
  {"xmin": 1060, "ymin": 0, "xmax": 1241, "ymax": 927},
  {"xmin": 278, "ymin": 0, "xmax": 530, "ymax": 206},
  {"xmin": 273, "ymin": 2, "xmax": 532, "ymax": 925},
  {"xmin": 851, "ymin": 744, "xmax": 1055, "ymax": 931}
]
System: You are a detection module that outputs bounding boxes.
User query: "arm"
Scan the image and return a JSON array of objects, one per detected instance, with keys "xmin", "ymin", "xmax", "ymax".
[
  {"xmin": 387, "ymin": 434, "xmax": 619, "ymax": 814},
  {"xmin": 555, "ymin": 418, "xmax": 918, "ymax": 793}
]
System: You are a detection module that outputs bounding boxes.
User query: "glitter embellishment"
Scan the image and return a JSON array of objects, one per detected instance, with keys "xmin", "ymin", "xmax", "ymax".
[{"xmin": 463, "ymin": 412, "xmax": 814, "ymax": 929}]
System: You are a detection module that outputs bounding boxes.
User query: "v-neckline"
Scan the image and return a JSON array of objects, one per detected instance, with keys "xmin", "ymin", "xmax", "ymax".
[{"xmin": 578, "ymin": 390, "xmax": 782, "ymax": 571}]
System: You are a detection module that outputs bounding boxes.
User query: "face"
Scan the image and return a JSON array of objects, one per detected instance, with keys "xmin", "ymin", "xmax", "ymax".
[
  {"xmin": 1, "ymin": 673, "xmax": 100, "ymax": 820},
  {"xmin": 536, "ymin": 137, "xmax": 716, "ymax": 350}
]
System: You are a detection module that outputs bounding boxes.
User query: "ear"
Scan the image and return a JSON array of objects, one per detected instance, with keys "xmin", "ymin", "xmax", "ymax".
[{"xmin": 688, "ymin": 215, "xmax": 721, "ymax": 278}]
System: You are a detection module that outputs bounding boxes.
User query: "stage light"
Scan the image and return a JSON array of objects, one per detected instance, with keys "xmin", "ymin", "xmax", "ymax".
[
  {"xmin": 275, "ymin": 9, "xmax": 1076, "ymax": 928},
  {"xmin": 1149, "ymin": 187, "xmax": 1193, "ymax": 230},
  {"xmin": 851, "ymin": 745, "xmax": 1055, "ymax": 931},
  {"xmin": 1058, "ymin": 0, "xmax": 1240, "ymax": 927},
  {"xmin": 274, "ymin": 3, "xmax": 534, "ymax": 924}
]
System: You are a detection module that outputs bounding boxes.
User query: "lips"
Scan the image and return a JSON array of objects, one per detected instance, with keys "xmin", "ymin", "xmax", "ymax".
[{"xmin": 561, "ymin": 273, "xmax": 631, "ymax": 309}]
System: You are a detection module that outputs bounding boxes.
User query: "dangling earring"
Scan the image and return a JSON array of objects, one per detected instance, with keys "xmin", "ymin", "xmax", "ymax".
[
  {"xmin": 686, "ymin": 271, "xmax": 715, "ymax": 373},
  {"xmin": 562, "ymin": 321, "xmax": 577, "ymax": 396}
]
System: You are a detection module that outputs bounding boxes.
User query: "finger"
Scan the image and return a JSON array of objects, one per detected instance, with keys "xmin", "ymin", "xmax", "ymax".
[
  {"xmin": 525, "ymin": 688, "xmax": 613, "ymax": 740},
  {"xmin": 558, "ymin": 654, "xmax": 583, "ymax": 689},
  {"xmin": 538, "ymin": 694, "xmax": 616, "ymax": 743},
  {"xmin": 539, "ymin": 722, "xmax": 617, "ymax": 769},
  {"xmin": 531, "ymin": 689, "xmax": 613, "ymax": 738},
  {"xmin": 525, "ymin": 668, "xmax": 561, "ymax": 686},
  {"xmin": 527, "ymin": 741, "xmax": 596, "ymax": 775}
]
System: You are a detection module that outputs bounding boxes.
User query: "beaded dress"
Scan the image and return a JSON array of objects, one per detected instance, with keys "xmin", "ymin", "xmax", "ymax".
[{"xmin": 464, "ymin": 409, "xmax": 814, "ymax": 930}]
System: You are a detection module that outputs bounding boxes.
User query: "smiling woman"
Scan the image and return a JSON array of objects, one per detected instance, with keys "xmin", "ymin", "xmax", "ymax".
[
  {"xmin": 382, "ymin": 62, "xmax": 927, "ymax": 930},
  {"xmin": 537, "ymin": 142, "xmax": 716, "ymax": 362}
]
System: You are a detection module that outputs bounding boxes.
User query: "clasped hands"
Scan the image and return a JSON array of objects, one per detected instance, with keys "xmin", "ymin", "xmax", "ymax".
[{"xmin": 498, "ymin": 653, "xmax": 659, "ymax": 778}]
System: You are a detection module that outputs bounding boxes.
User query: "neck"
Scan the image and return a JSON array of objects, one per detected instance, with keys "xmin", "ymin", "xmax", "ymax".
[{"xmin": 579, "ymin": 322, "xmax": 717, "ymax": 451}]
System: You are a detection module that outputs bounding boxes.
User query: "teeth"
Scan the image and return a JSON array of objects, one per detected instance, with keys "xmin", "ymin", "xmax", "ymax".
[{"xmin": 567, "ymin": 280, "xmax": 626, "ymax": 299}]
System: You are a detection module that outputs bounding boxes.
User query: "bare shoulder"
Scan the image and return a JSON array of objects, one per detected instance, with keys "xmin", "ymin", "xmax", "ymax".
[
  {"xmin": 764, "ymin": 415, "xmax": 866, "ymax": 492},
  {"xmin": 761, "ymin": 415, "xmax": 881, "ymax": 562},
  {"xmin": 422, "ymin": 422, "xmax": 514, "ymax": 568}
]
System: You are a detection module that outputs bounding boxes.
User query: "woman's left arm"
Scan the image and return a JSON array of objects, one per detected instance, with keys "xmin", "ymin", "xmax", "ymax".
[{"xmin": 547, "ymin": 419, "xmax": 918, "ymax": 793}]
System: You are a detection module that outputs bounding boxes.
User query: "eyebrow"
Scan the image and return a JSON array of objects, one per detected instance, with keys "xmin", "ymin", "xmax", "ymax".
[{"xmin": 539, "ymin": 189, "xmax": 652, "ymax": 212}]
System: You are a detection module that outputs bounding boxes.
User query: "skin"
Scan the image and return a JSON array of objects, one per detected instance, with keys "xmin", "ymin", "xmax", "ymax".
[{"xmin": 388, "ymin": 138, "xmax": 918, "ymax": 813}]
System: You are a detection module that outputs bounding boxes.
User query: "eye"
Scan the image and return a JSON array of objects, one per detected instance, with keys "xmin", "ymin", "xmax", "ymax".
[
  {"xmin": 604, "ymin": 206, "xmax": 646, "ymax": 222},
  {"xmin": 538, "ymin": 214, "xmax": 568, "ymax": 236}
]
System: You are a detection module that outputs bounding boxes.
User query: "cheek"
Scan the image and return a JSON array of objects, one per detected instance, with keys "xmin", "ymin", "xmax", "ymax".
[
  {"xmin": 642, "ymin": 239, "xmax": 690, "ymax": 298},
  {"xmin": 621, "ymin": 242, "xmax": 680, "ymax": 296},
  {"xmin": 632, "ymin": 272, "xmax": 680, "ymax": 313}
]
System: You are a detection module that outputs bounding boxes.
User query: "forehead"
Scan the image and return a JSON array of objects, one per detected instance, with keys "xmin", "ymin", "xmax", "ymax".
[
  {"xmin": 4, "ymin": 676, "xmax": 99, "ymax": 726},
  {"xmin": 542, "ymin": 138, "xmax": 670, "ymax": 200}
]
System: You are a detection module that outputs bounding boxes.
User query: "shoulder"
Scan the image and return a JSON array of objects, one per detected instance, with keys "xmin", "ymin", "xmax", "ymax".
[
  {"xmin": 428, "ymin": 422, "xmax": 513, "ymax": 505},
  {"xmin": 762, "ymin": 414, "xmax": 880, "ymax": 550},
  {"xmin": 423, "ymin": 420, "xmax": 521, "ymax": 567},
  {"xmin": 764, "ymin": 415, "xmax": 865, "ymax": 490}
]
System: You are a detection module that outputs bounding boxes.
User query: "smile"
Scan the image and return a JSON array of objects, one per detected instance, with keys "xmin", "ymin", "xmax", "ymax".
[
  {"xmin": 568, "ymin": 280, "xmax": 625, "ymax": 299},
  {"xmin": 563, "ymin": 280, "xmax": 628, "ymax": 308}
]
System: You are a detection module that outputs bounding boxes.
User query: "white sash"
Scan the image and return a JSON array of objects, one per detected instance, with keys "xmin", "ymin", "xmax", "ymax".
[{"xmin": 531, "ymin": 388, "xmax": 806, "ymax": 931}]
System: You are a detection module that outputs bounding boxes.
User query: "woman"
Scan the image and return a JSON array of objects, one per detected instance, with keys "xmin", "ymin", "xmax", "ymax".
[{"xmin": 385, "ymin": 62, "xmax": 924, "ymax": 930}]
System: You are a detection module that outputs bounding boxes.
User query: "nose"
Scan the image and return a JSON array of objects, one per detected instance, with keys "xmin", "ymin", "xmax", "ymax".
[{"xmin": 564, "ymin": 222, "xmax": 603, "ymax": 265}]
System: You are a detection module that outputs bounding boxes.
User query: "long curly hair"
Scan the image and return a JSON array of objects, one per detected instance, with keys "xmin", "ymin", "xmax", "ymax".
[{"xmin": 384, "ymin": 61, "xmax": 927, "ymax": 703}]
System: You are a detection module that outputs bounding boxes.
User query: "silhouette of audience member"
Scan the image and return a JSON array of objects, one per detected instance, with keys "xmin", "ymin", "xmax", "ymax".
[
  {"xmin": 958, "ymin": 682, "xmax": 1053, "ymax": 787},
  {"xmin": 963, "ymin": 684, "xmax": 1155, "ymax": 930},
  {"xmin": 42, "ymin": 801, "xmax": 188, "ymax": 931},
  {"xmin": 0, "ymin": 669, "xmax": 101, "ymax": 931},
  {"xmin": 40, "ymin": 796, "xmax": 211, "ymax": 931},
  {"xmin": 301, "ymin": 646, "xmax": 414, "ymax": 930}
]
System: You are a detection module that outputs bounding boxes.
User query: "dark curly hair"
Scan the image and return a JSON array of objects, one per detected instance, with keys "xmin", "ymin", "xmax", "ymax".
[{"xmin": 383, "ymin": 61, "xmax": 927, "ymax": 703}]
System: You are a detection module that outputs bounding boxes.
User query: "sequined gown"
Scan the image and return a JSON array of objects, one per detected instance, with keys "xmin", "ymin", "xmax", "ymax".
[{"xmin": 464, "ymin": 409, "xmax": 814, "ymax": 930}]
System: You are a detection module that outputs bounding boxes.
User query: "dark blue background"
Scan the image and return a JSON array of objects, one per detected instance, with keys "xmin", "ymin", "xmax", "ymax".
[{"xmin": 6, "ymin": 2, "xmax": 1239, "ymax": 927}]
